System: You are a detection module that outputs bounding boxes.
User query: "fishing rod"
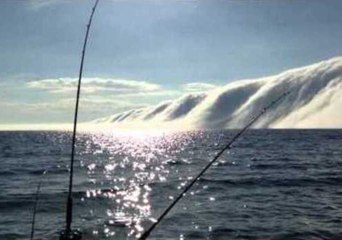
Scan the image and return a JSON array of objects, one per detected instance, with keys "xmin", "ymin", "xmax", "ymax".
[
  {"xmin": 30, "ymin": 170, "xmax": 48, "ymax": 240},
  {"xmin": 60, "ymin": 0, "xmax": 100, "ymax": 239},
  {"xmin": 138, "ymin": 91, "xmax": 291, "ymax": 240}
]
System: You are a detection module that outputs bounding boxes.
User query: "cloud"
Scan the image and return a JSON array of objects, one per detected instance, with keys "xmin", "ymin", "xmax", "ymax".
[
  {"xmin": 0, "ymin": 96, "xmax": 146, "ymax": 123},
  {"xmin": 92, "ymin": 57, "xmax": 342, "ymax": 129},
  {"xmin": 28, "ymin": 0, "xmax": 70, "ymax": 9},
  {"xmin": 24, "ymin": 98, "xmax": 143, "ymax": 112},
  {"xmin": 4, "ymin": 57, "xmax": 342, "ymax": 127},
  {"xmin": 27, "ymin": 77, "xmax": 161, "ymax": 94},
  {"xmin": 2, "ymin": 77, "xmax": 210, "ymax": 124},
  {"xmin": 182, "ymin": 82, "xmax": 218, "ymax": 92}
]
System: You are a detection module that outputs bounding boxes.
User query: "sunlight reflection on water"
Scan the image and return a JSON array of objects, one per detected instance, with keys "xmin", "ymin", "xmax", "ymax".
[{"xmin": 78, "ymin": 130, "xmax": 199, "ymax": 238}]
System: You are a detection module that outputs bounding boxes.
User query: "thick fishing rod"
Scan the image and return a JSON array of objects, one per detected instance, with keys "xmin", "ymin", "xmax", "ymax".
[
  {"xmin": 61, "ymin": 0, "xmax": 100, "ymax": 239},
  {"xmin": 139, "ymin": 91, "xmax": 291, "ymax": 240}
]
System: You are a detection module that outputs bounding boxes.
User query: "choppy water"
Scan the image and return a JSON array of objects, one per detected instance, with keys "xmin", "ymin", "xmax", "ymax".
[{"xmin": 1, "ymin": 130, "xmax": 342, "ymax": 240}]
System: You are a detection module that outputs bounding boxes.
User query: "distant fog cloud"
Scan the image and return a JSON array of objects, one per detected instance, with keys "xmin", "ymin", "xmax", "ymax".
[
  {"xmin": 28, "ymin": 0, "xmax": 68, "ymax": 9},
  {"xmin": 182, "ymin": 82, "xmax": 218, "ymax": 92},
  {"xmin": 27, "ymin": 78, "xmax": 161, "ymax": 94},
  {"xmin": 92, "ymin": 57, "xmax": 342, "ymax": 129}
]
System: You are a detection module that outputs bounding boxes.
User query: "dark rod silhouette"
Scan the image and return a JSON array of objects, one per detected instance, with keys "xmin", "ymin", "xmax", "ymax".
[
  {"xmin": 30, "ymin": 170, "xmax": 47, "ymax": 240},
  {"xmin": 139, "ymin": 91, "xmax": 291, "ymax": 240},
  {"xmin": 61, "ymin": 0, "xmax": 100, "ymax": 239}
]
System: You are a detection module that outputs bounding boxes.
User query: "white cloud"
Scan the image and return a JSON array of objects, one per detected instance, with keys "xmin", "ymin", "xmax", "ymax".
[
  {"xmin": 27, "ymin": 77, "xmax": 161, "ymax": 94},
  {"xmin": 182, "ymin": 82, "xmax": 218, "ymax": 92},
  {"xmin": 28, "ymin": 0, "xmax": 67, "ymax": 9},
  {"xmin": 23, "ymin": 98, "xmax": 142, "ymax": 112},
  {"xmin": 92, "ymin": 57, "xmax": 342, "ymax": 129},
  {"xmin": 0, "ymin": 96, "xmax": 146, "ymax": 123}
]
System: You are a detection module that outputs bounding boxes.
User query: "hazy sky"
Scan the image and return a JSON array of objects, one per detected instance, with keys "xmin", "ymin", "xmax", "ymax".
[{"xmin": 1, "ymin": 0, "xmax": 342, "ymax": 124}]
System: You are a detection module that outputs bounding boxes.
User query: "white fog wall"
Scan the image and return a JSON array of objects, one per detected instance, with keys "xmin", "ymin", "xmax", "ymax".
[{"xmin": 93, "ymin": 57, "xmax": 342, "ymax": 129}]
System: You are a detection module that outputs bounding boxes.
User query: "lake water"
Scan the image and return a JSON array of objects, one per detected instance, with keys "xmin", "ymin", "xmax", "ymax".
[{"xmin": 1, "ymin": 130, "xmax": 342, "ymax": 240}]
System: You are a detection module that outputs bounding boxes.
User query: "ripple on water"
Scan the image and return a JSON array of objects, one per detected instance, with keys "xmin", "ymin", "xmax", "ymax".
[{"xmin": 1, "ymin": 130, "xmax": 342, "ymax": 239}]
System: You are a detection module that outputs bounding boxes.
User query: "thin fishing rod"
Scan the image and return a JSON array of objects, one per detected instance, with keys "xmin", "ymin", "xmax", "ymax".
[
  {"xmin": 139, "ymin": 91, "xmax": 291, "ymax": 240},
  {"xmin": 64, "ymin": 0, "xmax": 100, "ymax": 236},
  {"xmin": 30, "ymin": 170, "xmax": 47, "ymax": 240}
]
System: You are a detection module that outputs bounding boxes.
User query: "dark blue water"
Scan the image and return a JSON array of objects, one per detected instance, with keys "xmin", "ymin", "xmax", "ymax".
[{"xmin": 1, "ymin": 130, "xmax": 342, "ymax": 240}]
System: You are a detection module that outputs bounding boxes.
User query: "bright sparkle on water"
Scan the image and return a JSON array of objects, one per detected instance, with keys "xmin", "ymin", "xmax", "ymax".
[{"xmin": 77, "ymin": 130, "xmax": 199, "ymax": 238}]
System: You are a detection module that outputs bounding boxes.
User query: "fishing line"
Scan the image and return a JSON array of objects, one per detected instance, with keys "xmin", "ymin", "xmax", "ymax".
[
  {"xmin": 30, "ymin": 170, "xmax": 48, "ymax": 240},
  {"xmin": 61, "ymin": 0, "xmax": 100, "ymax": 238},
  {"xmin": 138, "ymin": 91, "xmax": 291, "ymax": 240}
]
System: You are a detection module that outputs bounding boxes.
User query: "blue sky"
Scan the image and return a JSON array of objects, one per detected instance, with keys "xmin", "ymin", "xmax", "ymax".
[{"xmin": 1, "ymin": 0, "xmax": 342, "ymax": 124}]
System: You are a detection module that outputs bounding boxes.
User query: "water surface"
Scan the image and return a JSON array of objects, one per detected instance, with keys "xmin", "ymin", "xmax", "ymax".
[{"xmin": 1, "ymin": 130, "xmax": 342, "ymax": 240}]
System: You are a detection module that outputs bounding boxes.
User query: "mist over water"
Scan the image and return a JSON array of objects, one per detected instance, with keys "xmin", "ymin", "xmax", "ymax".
[
  {"xmin": 93, "ymin": 57, "xmax": 342, "ymax": 129},
  {"xmin": 1, "ymin": 130, "xmax": 342, "ymax": 240}
]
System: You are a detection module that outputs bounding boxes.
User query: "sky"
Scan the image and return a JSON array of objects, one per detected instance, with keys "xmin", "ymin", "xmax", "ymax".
[{"xmin": 1, "ymin": 0, "xmax": 342, "ymax": 125}]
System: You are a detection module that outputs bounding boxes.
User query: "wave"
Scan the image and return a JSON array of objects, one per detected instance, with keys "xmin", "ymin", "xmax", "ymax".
[
  {"xmin": 92, "ymin": 57, "xmax": 342, "ymax": 129},
  {"xmin": 199, "ymin": 176, "xmax": 342, "ymax": 187}
]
